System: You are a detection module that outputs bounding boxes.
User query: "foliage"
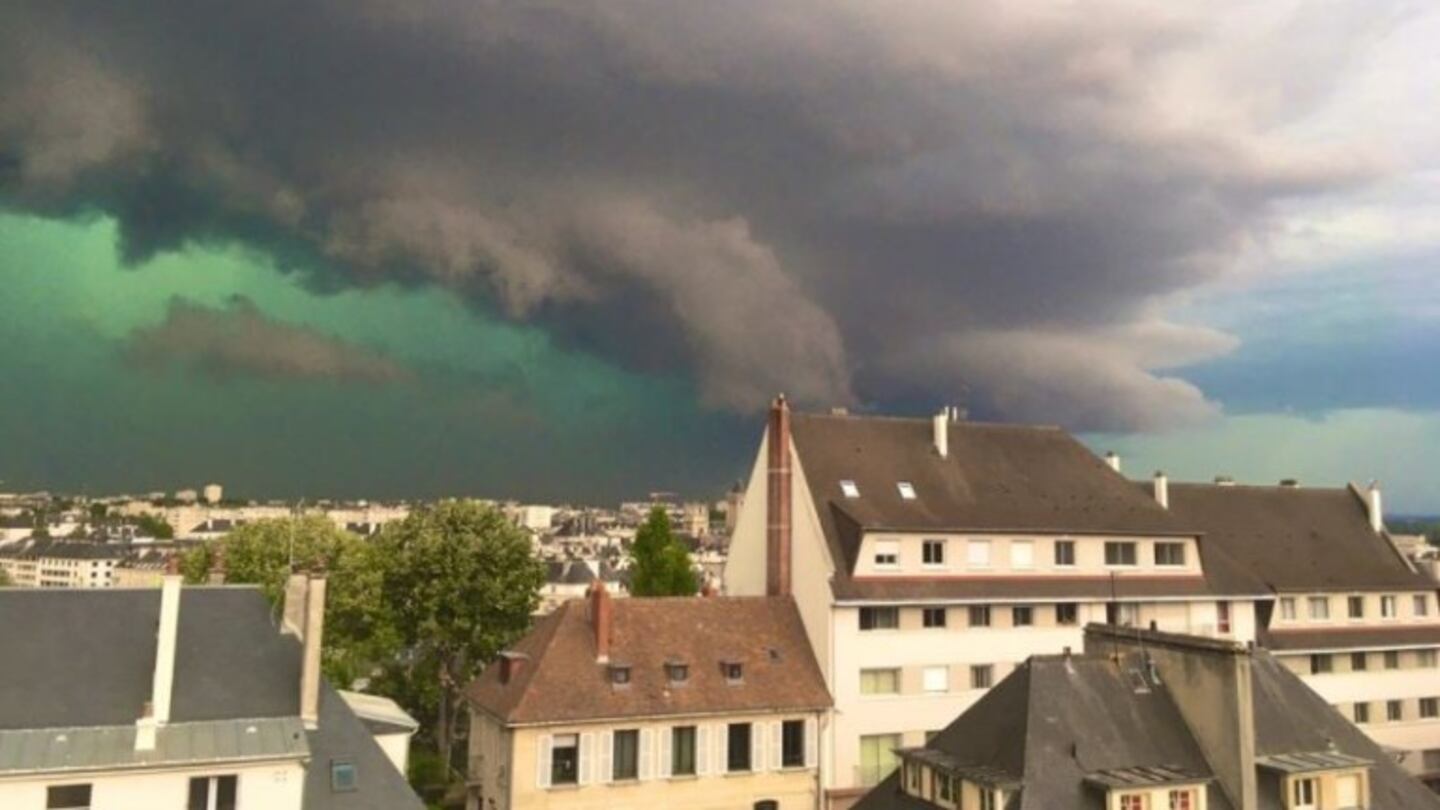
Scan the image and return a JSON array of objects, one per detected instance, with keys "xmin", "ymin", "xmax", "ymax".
[
  {"xmin": 369, "ymin": 500, "xmax": 546, "ymax": 773},
  {"xmin": 0, "ymin": 567, "xmax": 11, "ymax": 587},
  {"xmin": 626, "ymin": 506, "xmax": 698, "ymax": 596},
  {"xmin": 135, "ymin": 513, "xmax": 175, "ymax": 540},
  {"xmin": 1389, "ymin": 518, "xmax": 1440, "ymax": 546}
]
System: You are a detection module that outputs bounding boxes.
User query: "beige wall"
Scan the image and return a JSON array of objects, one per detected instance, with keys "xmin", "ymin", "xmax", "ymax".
[
  {"xmin": 853, "ymin": 533, "xmax": 1203, "ymax": 579},
  {"xmin": 0, "ymin": 760, "xmax": 306, "ymax": 810}
]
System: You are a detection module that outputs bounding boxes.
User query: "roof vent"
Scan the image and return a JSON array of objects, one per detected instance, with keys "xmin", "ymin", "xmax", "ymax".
[
  {"xmin": 1279, "ymin": 478, "xmax": 1299, "ymax": 488},
  {"xmin": 1214, "ymin": 475, "xmax": 1236, "ymax": 486},
  {"xmin": 840, "ymin": 480, "xmax": 860, "ymax": 499},
  {"xmin": 1104, "ymin": 452, "xmax": 1121, "ymax": 473}
]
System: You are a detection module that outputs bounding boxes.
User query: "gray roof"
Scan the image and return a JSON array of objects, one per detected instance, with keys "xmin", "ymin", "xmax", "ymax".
[
  {"xmin": 1259, "ymin": 624, "xmax": 1440, "ymax": 652},
  {"xmin": 0, "ymin": 717, "xmax": 308, "ymax": 777},
  {"xmin": 1255, "ymin": 751, "xmax": 1371, "ymax": 775},
  {"xmin": 0, "ymin": 539, "xmax": 127, "ymax": 561},
  {"xmin": 0, "ymin": 588, "xmax": 422, "ymax": 810}
]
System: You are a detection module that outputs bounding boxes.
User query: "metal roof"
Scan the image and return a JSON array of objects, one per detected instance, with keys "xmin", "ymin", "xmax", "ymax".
[
  {"xmin": 0, "ymin": 717, "xmax": 308, "ymax": 776},
  {"xmin": 1084, "ymin": 764, "xmax": 1211, "ymax": 789},
  {"xmin": 1256, "ymin": 751, "xmax": 1372, "ymax": 775}
]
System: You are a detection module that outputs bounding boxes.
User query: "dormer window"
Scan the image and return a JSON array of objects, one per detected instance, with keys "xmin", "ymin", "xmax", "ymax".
[
  {"xmin": 666, "ymin": 661, "xmax": 689, "ymax": 684},
  {"xmin": 840, "ymin": 480, "xmax": 860, "ymax": 498},
  {"xmin": 897, "ymin": 482, "xmax": 916, "ymax": 500},
  {"xmin": 609, "ymin": 664, "xmax": 632, "ymax": 687},
  {"xmin": 722, "ymin": 660, "xmax": 744, "ymax": 683}
]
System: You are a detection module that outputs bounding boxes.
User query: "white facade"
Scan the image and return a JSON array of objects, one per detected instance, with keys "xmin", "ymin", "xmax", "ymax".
[
  {"xmin": 0, "ymin": 552, "xmax": 118, "ymax": 588},
  {"xmin": 0, "ymin": 760, "xmax": 306, "ymax": 810}
]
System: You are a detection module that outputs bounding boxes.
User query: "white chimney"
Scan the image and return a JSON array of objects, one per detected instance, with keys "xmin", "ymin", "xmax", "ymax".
[
  {"xmin": 282, "ymin": 572, "xmax": 308, "ymax": 637},
  {"xmin": 138, "ymin": 565, "xmax": 182, "ymax": 750},
  {"xmin": 1153, "ymin": 471, "xmax": 1169, "ymax": 509},
  {"xmin": 1367, "ymin": 483, "xmax": 1384, "ymax": 534},
  {"xmin": 933, "ymin": 410, "xmax": 949, "ymax": 459},
  {"xmin": 1105, "ymin": 452, "xmax": 1121, "ymax": 473},
  {"xmin": 300, "ymin": 576, "xmax": 327, "ymax": 729}
]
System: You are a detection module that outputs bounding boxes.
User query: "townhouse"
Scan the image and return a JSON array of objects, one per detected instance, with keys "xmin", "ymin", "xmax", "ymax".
[
  {"xmin": 466, "ymin": 583, "xmax": 831, "ymax": 810},
  {"xmin": 854, "ymin": 624, "xmax": 1440, "ymax": 810},
  {"xmin": 726, "ymin": 400, "xmax": 1267, "ymax": 808}
]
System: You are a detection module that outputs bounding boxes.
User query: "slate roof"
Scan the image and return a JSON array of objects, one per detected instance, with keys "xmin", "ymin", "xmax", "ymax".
[
  {"xmin": 0, "ymin": 588, "xmax": 422, "ymax": 810},
  {"xmin": 468, "ymin": 595, "xmax": 831, "ymax": 725},
  {"xmin": 1155, "ymin": 482, "xmax": 1433, "ymax": 593},
  {"xmin": 1259, "ymin": 624, "xmax": 1440, "ymax": 652},
  {"xmin": 0, "ymin": 539, "xmax": 126, "ymax": 561},
  {"xmin": 0, "ymin": 716, "xmax": 309, "ymax": 776}
]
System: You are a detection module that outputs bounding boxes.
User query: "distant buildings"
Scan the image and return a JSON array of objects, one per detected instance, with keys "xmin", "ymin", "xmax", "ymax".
[
  {"xmin": 466, "ymin": 584, "xmax": 830, "ymax": 810},
  {"xmin": 0, "ymin": 539, "xmax": 123, "ymax": 588}
]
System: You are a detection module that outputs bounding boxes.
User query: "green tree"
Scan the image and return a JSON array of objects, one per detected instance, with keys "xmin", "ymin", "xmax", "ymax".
[
  {"xmin": 180, "ymin": 516, "xmax": 391, "ymax": 686},
  {"xmin": 135, "ymin": 513, "xmax": 175, "ymax": 540},
  {"xmin": 368, "ymin": 500, "xmax": 545, "ymax": 775},
  {"xmin": 627, "ymin": 506, "xmax": 699, "ymax": 596},
  {"xmin": 0, "ymin": 568, "xmax": 11, "ymax": 587}
]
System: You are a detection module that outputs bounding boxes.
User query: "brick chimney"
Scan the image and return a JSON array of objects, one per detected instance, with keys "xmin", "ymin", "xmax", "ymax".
[
  {"xmin": 766, "ymin": 395, "xmax": 793, "ymax": 597},
  {"xmin": 589, "ymin": 580, "xmax": 612, "ymax": 663}
]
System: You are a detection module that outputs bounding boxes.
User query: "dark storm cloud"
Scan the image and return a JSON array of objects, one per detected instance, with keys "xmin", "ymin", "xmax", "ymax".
[
  {"xmin": 0, "ymin": 1, "xmax": 1407, "ymax": 428},
  {"xmin": 125, "ymin": 296, "xmax": 414, "ymax": 385}
]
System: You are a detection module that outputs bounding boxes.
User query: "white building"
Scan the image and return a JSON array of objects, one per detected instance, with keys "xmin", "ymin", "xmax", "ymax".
[
  {"xmin": 0, "ymin": 572, "xmax": 423, "ymax": 809},
  {"xmin": 0, "ymin": 540, "xmax": 124, "ymax": 588},
  {"xmin": 726, "ymin": 401, "xmax": 1265, "ymax": 809}
]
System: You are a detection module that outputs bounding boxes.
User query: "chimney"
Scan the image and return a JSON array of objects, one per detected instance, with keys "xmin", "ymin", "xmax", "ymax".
[
  {"xmin": 1104, "ymin": 452, "xmax": 1121, "ymax": 473},
  {"xmin": 766, "ymin": 395, "xmax": 793, "ymax": 597},
  {"xmin": 300, "ymin": 575, "xmax": 327, "ymax": 730},
  {"xmin": 933, "ymin": 410, "xmax": 950, "ymax": 459},
  {"xmin": 590, "ymin": 580, "xmax": 612, "ymax": 663},
  {"xmin": 700, "ymin": 578, "xmax": 718, "ymax": 598},
  {"xmin": 1367, "ymin": 482, "xmax": 1384, "ymax": 533},
  {"xmin": 282, "ymin": 572, "xmax": 308, "ymax": 637},
  {"xmin": 1153, "ymin": 471, "xmax": 1169, "ymax": 509},
  {"xmin": 138, "ymin": 561, "xmax": 183, "ymax": 750}
]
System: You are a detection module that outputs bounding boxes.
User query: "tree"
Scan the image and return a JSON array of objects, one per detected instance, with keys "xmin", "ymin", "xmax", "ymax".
[
  {"xmin": 135, "ymin": 513, "xmax": 175, "ymax": 540},
  {"xmin": 368, "ymin": 500, "xmax": 545, "ymax": 776},
  {"xmin": 627, "ymin": 506, "xmax": 698, "ymax": 596},
  {"xmin": 0, "ymin": 568, "xmax": 11, "ymax": 587}
]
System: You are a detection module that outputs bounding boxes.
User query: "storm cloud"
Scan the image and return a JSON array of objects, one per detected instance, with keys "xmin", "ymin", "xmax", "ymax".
[{"xmin": 0, "ymin": 1, "xmax": 1419, "ymax": 429}]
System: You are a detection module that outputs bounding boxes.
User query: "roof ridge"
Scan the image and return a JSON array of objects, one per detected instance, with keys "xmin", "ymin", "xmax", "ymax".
[{"xmin": 792, "ymin": 411, "xmax": 1063, "ymax": 431}]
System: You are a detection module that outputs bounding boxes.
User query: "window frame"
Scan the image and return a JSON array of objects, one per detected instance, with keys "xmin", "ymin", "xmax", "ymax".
[
  {"xmin": 1154, "ymin": 542, "xmax": 1186, "ymax": 567},
  {"xmin": 1056, "ymin": 602, "xmax": 1079, "ymax": 626},
  {"xmin": 671, "ymin": 725, "xmax": 698, "ymax": 776},
  {"xmin": 1384, "ymin": 650, "xmax": 1401, "ymax": 670},
  {"xmin": 1354, "ymin": 702, "xmax": 1370, "ymax": 724},
  {"xmin": 860, "ymin": 667, "xmax": 901, "ymax": 695},
  {"xmin": 968, "ymin": 605, "xmax": 991, "ymax": 628},
  {"xmin": 1012, "ymin": 605, "xmax": 1034, "ymax": 627},
  {"xmin": 970, "ymin": 664, "xmax": 994, "ymax": 689},
  {"xmin": 1421, "ymin": 697, "xmax": 1439, "ymax": 719},
  {"xmin": 46, "ymin": 785, "xmax": 93, "ymax": 810},
  {"xmin": 840, "ymin": 480, "xmax": 860, "ymax": 499},
  {"xmin": 1381, "ymin": 595, "xmax": 1397, "ymax": 619},
  {"xmin": 872, "ymin": 540, "xmax": 900, "ymax": 569},
  {"xmin": 897, "ymin": 481, "xmax": 917, "ymax": 500},
  {"xmin": 1387, "ymin": 699, "xmax": 1403, "ymax": 722},
  {"xmin": 550, "ymin": 733, "xmax": 580, "ymax": 786},
  {"xmin": 726, "ymin": 722, "xmax": 753, "ymax": 773},
  {"xmin": 1104, "ymin": 541, "xmax": 1138, "ymax": 567},
  {"xmin": 1350, "ymin": 652, "xmax": 1368, "ymax": 671},
  {"xmin": 921, "ymin": 538, "xmax": 946, "ymax": 567},
  {"xmin": 1279, "ymin": 597, "xmax": 1297, "ymax": 621},
  {"xmin": 859, "ymin": 606, "xmax": 900, "ymax": 631},
  {"xmin": 1416, "ymin": 595, "xmax": 1431, "ymax": 617},
  {"xmin": 1348, "ymin": 595, "xmax": 1365, "ymax": 620},
  {"xmin": 612, "ymin": 728, "xmax": 640, "ymax": 781},
  {"xmin": 1310, "ymin": 654, "xmax": 1333, "ymax": 675},
  {"xmin": 1053, "ymin": 539, "xmax": 1076, "ymax": 567},
  {"xmin": 780, "ymin": 719, "xmax": 806, "ymax": 768},
  {"xmin": 922, "ymin": 607, "xmax": 948, "ymax": 628},
  {"xmin": 1308, "ymin": 597, "xmax": 1330, "ymax": 620}
]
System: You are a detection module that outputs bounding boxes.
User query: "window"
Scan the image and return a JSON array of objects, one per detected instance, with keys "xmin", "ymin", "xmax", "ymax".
[
  {"xmin": 860, "ymin": 606, "xmax": 900, "ymax": 630},
  {"xmin": 1120, "ymin": 795, "xmax": 1146, "ymax": 810},
  {"xmin": 873, "ymin": 541, "xmax": 899, "ymax": 568},
  {"xmin": 922, "ymin": 539, "xmax": 946, "ymax": 566},
  {"xmin": 1388, "ymin": 700, "xmax": 1403, "ymax": 722},
  {"xmin": 672, "ymin": 726, "xmax": 697, "ymax": 776},
  {"xmin": 1107, "ymin": 602, "xmax": 1140, "ymax": 627},
  {"xmin": 1348, "ymin": 595, "xmax": 1365, "ymax": 619},
  {"xmin": 46, "ymin": 785, "xmax": 92, "ymax": 810},
  {"xmin": 1351, "ymin": 652, "xmax": 1368, "ymax": 671},
  {"xmin": 967, "ymin": 540, "xmax": 992, "ymax": 568},
  {"xmin": 1217, "ymin": 601, "xmax": 1231, "ymax": 634},
  {"xmin": 1417, "ymin": 595, "xmax": 1431, "ymax": 617},
  {"xmin": 968, "ymin": 605, "xmax": 992, "ymax": 627},
  {"xmin": 1309, "ymin": 597, "xmax": 1330, "ymax": 620},
  {"xmin": 937, "ymin": 771, "xmax": 954, "ymax": 800},
  {"xmin": 1385, "ymin": 650, "xmax": 1400, "ymax": 670},
  {"xmin": 190, "ymin": 776, "xmax": 240, "ymax": 808},
  {"xmin": 610, "ymin": 664, "xmax": 632, "ymax": 686},
  {"xmin": 1354, "ymin": 702, "xmax": 1370, "ymax": 724},
  {"xmin": 840, "ymin": 480, "xmax": 860, "ymax": 498},
  {"xmin": 1012, "ymin": 606, "xmax": 1034, "ymax": 627},
  {"xmin": 979, "ymin": 790, "xmax": 998, "ymax": 810},
  {"xmin": 970, "ymin": 664, "xmax": 994, "ymax": 689},
  {"xmin": 325, "ymin": 762, "xmax": 350, "ymax": 795},
  {"xmin": 1292, "ymin": 778, "xmax": 1316, "ymax": 808},
  {"xmin": 1104, "ymin": 541, "xmax": 1137, "ymax": 566},
  {"xmin": 1011, "ymin": 541, "xmax": 1034, "ymax": 569},
  {"xmin": 858, "ymin": 734, "xmax": 901, "ymax": 787},
  {"xmin": 1421, "ymin": 649, "xmax": 1438, "ymax": 668},
  {"xmin": 727, "ymin": 723, "xmax": 752, "ymax": 772},
  {"xmin": 1423, "ymin": 698, "xmax": 1440, "ymax": 719},
  {"xmin": 612, "ymin": 729, "xmax": 639, "ymax": 780},
  {"xmin": 755, "ymin": 802, "xmax": 779, "ymax": 810},
  {"xmin": 897, "ymin": 482, "xmax": 917, "ymax": 500},
  {"xmin": 723, "ymin": 661, "xmax": 745, "ymax": 682},
  {"xmin": 922, "ymin": 666, "xmax": 949, "ymax": 693},
  {"xmin": 1310, "ymin": 654, "xmax": 1332, "ymax": 674},
  {"xmin": 1280, "ymin": 598, "xmax": 1297, "ymax": 620},
  {"xmin": 1154, "ymin": 542, "xmax": 1186, "ymax": 566},
  {"xmin": 666, "ymin": 661, "xmax": 689, "ymax": 684},
  {"xmin": 1054, "ymin": 539, "xmax": 1076, "ymax": 567},
  {"xmin": 907, "ymin": 761, "xmax": 922, "ymax": 792},
  {"xmin": 1168, "ymin": 789, "xmax": 1194, "ymax": 810},
  {"xmin": 1382, "ymin": 595, "xmax": 1397, "ymax": 618},
  {"xmin": 922, "ymin": 607, "xmax": 948, "ymax": 628},
  {"xmin": 781, "ymin": 720, "xmax": 805, "ymax": 768},
  {"xmin": 1056, "ymin": 603, "xmax": 1079, "ymax": 626},
  {"xmin": 551, "ymin": 734, "xmax": 580, "ymax": 785},
  {"xmin": 861, "ymin": 668, "xmax": 900, "ymax": 695}
]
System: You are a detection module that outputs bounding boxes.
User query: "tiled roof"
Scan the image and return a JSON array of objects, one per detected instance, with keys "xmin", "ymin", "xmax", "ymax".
[{"xmin": 468, "ymin": 595, "xmax": 830, "ymax": 725}]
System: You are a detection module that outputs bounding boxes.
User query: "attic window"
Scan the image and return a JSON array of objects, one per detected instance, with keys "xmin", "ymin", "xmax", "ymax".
[
  {"xmin": 722, "ymin": 660, "xmax": 744, "ymax": 683},
  {"xmin": 840, "ymin": 480, "xmax": 860, "ymax": 498},
  {"xmin": 330, "ymin": 760, "xmax": 358, "ymax": 793},
  {"xmin": 666, "ymin": 661, "xmax": 689, "ymax": 684},
  {"xmin": 897, "ymin": 482, "xmax": 916, "ymax": 500},
  {"xmin": 609, "ymin": 664, "xmax": 632, "ymax": 687}
]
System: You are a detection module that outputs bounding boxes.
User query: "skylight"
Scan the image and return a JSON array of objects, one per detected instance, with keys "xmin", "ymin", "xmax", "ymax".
[
  {"xmin": 897, "ymin": 482, "xmax": 916, "ymax": 500},
  {"xmin": 840, "ymin": 480, "xmax": 860, "ymax": 498}
]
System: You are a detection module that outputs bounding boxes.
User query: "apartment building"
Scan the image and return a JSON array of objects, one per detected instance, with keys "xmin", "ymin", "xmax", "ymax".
[
  {"xmin": 855, "ymin": 624, "xmax": 1440, "ymax": 810},
  {"xmin": 0, "ymin": 571, "xmax": 422, "ymax": 809},
  {"xmin": 726, "ymin": 400, "xmax": 1268, "ymax": 808},
  {"xmin": 0, "ymin": 539, "xmax": 124, "ymax": 588},
  {"xmin": 466, "ymin": 583, "xmax": 830, "ymax": 810},
  {"xmin": 1156, "ymin": 480, "xmax": 1440, "ymax": 789}
]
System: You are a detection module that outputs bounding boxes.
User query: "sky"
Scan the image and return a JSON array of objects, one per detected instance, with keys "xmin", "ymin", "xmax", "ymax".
[{"xmin": 1, "ymin": 2, "xmax": 1438, "ymax": 509}]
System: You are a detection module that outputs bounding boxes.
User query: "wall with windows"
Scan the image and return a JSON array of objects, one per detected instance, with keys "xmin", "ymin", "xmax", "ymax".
[
  {"xmin": 490, "ymin": 712, "xmax": 821, "ymax": 810},
  {"xmin": 1101, "ymin": 784, "xmax": 1207, "ymax": 810},
  {"xmin": 852, "ymin": 533, "xmax": 1203, "ymax": 579},
  {"xmin": 1269, "ymin": 591, "xmax": 1437, "ymax": 631},
  {"xmin": 0, "ymin": 761, "xmax": 305, "ymax": 810}
]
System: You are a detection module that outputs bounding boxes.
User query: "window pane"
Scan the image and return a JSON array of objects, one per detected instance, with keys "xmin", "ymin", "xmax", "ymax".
[
  {"xmin": 1054, "ymin": 540, "xmax": 1075, "ymax": 566},
  {"xmin": 187, "ymin": 778, "xmax": 209, "ymax": 810},
  {"xmin": 672, "ymin": 726, "xmax": 697, "ymax": 775},
  {"xmin": 858, "ymin": 734, "xmax": 901, "ymax": 786},
  {"xmin": 727, "ymin": 723, "xmax": 752, "ymax": 772},
  {"xmin": 968, "ymin": 606, "xmax": 991, "ymax": 627},
  {"xmin": 47, "ymin": 785, "xmax": 93, "ymax": 810},
  {"xmin": 923, "ymin": 607, "xmax": 947, "ymax": 628},
  {"xmin": 1013, "ymin": 606, "xmax": 1033, "ymax": 627},
  {"xmin": 1056, "ymin": 603, "xmax": 1078, "ymax": 625},
  {"xmin": 552, "ymin": 735, "xmax": 580, "ymax": 784},
  {"xmin": 217, "ymin": 776, "xmax": 238, "ymax": 810},
  {"xmin": 861, "ymin": 668, "xmax": 899, "ymax": 694},
  {"xmin": 781, "ymin": 720, "xmax": 805, "ymax": 768},
  {"xmin": 1105, "ymin": 542, "xmax": 1136, "ymax": 565},
  {"xmin": 613, "ymin": 730, "xmax": 639, "ymax": 779},
  {"xmin": 331, "ymin": 760, "xmax": 358, "ymax": 792}
]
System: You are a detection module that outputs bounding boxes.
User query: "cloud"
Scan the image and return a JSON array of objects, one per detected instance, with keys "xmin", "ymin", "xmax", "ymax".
[
  {"xmin": 124, "ymin": 296, "xmax": 414, "ymax": 385},
  {"xmin": 1, "ymin": 1, "xmax": 1430, "ymax": 426}
]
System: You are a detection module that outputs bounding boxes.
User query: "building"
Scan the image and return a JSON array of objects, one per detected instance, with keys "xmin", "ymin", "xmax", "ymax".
[
  {"xmin": 1156, "ymin": 480, "xmax": 1440, "ymax": 788},
  {"xmin": 726, "ymin": 400, "xmax": 1269, "ymax": 808},
  {"xmin": 854, "ymin": 624, "xmax": 1440, "ymax": 810},
  {"xmin": 466, "ymin": 583, "xmax": 831, "ymax": 810},
  {"xmin": 0, "ymin": 539, "xmax": 125, "ymax": 588},
  {"xmin": 539, "ymin": 560, "xmax": 628, "ymax": 613},
  {"xmin": 0, "ymin": 571, "xmax": 423, "ymax": 809}
]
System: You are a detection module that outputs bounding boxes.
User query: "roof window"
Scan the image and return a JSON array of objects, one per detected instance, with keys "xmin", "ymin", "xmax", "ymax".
[
  {"xmin": 721, "ymin": 660, "xmax": 744, "ymax": 684},
  {"xmin": 665, "ymin": 660, "xmax": 689, "ymax": 684},
  {"xmin": 897, "ymin": 482, "xmax": 916, "ymax": 500},
  {"xmin": 840, "ymin": 480, "xmax": 860, "ymax": 498},
  {"xmin": 609, "ymin": 663, "xmax": 632, "ymax": 688},
  {"xmin": 330, "ymin": 760, "xmax": 357, "ymax": 792}
]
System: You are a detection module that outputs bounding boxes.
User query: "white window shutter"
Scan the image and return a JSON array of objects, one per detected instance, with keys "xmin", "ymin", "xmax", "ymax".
[
  {"xmin": 639, "ymin": 728, "xmax": 655, "ymax": 780},
  {"xmin": 770, "ymin": 721, "xmax": 783, "ymax": 770},
  {"xmin": 751, "ymin": 722, "xmax": 762, "ymax": 772},
  {"xmin": 696, "ymin": 725, "xmax": 711, "ymax": 776},
  {"xmin": 578, "ymin": 732, "xmax": 596, "ymax": 785},
  {"xmin": 712, "ymin": 723, "xmax": 726, "ymax": 773},
  {"xmin": 535, "ymin": 734, "xmax": 553, "ymax": 789},
  {"xmin": 599, "ymin": 730, "xmax": 614, "ymax": 784},
  {"xmin": 659, "ymin": 727, "xmax": 673, "ymax": 778},
  {"xmin": 804, "ymin": 717, "xmax": 818, "ymax": 769}
]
